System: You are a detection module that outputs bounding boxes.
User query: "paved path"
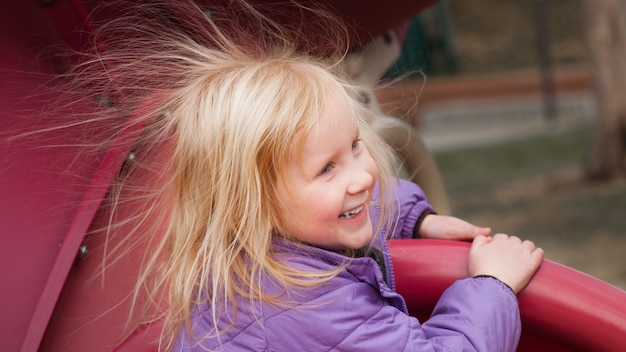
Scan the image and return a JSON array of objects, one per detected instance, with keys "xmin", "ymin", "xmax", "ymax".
[
  {"xmin": 377, "ymin": 66, "xmax": 594, "ymax": 152},
  {"xmin": 418, "ymin": 91, "xmax": 595, "ymax": 152}
]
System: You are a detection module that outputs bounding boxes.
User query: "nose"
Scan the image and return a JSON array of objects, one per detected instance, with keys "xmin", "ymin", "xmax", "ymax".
[{"xmin": 346, "ymin": 160, "xmax": 375, "ymax": 195}]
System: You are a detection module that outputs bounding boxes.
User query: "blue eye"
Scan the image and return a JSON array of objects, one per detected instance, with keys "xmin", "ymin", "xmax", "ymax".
[
  {"xmin": 352, "ymin": 138, "xmax": 361, "ymax": 150},
  {"xmin": 320, "ymin": 163, "xmax": 333, "ymax": 175}
]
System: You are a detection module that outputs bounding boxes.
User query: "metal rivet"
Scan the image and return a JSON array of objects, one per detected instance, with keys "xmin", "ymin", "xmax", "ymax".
[
  {"xmin": 119, "ymin": 150, "xmax": 136, "ymax": 176},
  {"xmin": 76, "ymin": 244, "xmax": 88, "ymax": 260}
]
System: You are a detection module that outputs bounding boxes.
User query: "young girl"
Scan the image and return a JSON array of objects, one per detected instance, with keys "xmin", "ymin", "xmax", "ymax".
[{"xmin": 65, "ymin": 1, "xmax": 543, "ymax": 350}]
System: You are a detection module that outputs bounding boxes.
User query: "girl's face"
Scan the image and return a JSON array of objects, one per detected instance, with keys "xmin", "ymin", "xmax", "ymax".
[{"xmin": 276, "ymin": 96, "xmax": 378, "ymax": 251}]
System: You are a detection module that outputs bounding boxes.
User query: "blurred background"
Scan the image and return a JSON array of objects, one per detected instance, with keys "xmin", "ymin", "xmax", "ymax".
[{"xmin": 379, "ymin": 0, "xmax": 626, "ymax": 290}]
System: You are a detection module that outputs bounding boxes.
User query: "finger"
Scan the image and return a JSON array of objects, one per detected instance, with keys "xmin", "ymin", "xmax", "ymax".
[
  {"xmin": 461, "ymin": 225, "xmax": 491, "ymax": 241},
  {"xmin": 492, "ymin": 233, "xmax": 509, "ymax": 240},
  {"xmin": 532, "ymin": 247, "xmax": 545, "ymax": 263},
  {"xmin": 476, "ymin": 226, "xmax": 491, "ymax": 237},
  {"xmin": 508, "ymin": 235, "xmax": 522, "ymax": 244},
  {"xmin": 522, "ymin": 239, "xmax": 536, "ymax": 251},
  {"xmin": 472, "ymin": 234, "xmax": 491, "ymax": 246}
]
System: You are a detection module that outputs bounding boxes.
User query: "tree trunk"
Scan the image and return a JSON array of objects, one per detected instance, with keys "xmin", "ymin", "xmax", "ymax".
[{"xmin": 584, "ymin": 0, "xmax": 626, "ymax": 179}]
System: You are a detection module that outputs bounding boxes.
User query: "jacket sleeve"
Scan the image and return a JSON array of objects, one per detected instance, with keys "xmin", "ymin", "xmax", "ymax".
[
  {"xmin": 371, "ymin": 179, "xmax": 435, "ymax": 241},
  {"xmin": 264, "ymin": 274, "xmax": 520, "ymax": 352},
  {"xmin": 420, "ymin": 277, "xmax": 521, "ymax": 351}
]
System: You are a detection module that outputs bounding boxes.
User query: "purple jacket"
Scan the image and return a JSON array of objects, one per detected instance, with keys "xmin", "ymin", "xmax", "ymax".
[{"xmin": 174, "ymin": 179, "xmax": 521, "ymax": 351}]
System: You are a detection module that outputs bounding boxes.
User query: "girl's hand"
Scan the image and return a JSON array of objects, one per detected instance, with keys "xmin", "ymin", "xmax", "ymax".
[
  {"xmin": 417, "ymin": 214, "xmax": 491, "ymax": 241},
  {"xmin": 468, "ymin": 233, "xmax": 544, "ymax": 294}
]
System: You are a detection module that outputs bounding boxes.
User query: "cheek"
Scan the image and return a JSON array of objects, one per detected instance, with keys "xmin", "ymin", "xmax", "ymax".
[
  {"xmin": 274, "ymin": 180, "xmax": 298, "ymax": 227},
  {"xmin": 364, "ymin": 150, "xmax": 379, "ymax": 181},
  {"xmin": 297, "ymin": 192, "xmax": 345, "ymax": 231}
]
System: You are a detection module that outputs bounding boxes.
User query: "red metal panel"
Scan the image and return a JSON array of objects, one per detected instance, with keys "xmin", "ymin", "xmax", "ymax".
[
  {"xmin": 0, "ymin": 1, "xmax": 129, "ymax": 350},
  {"xmin": 0, "ymin": 2, "xmax": 86, "ymax": 351},
  {"xmin": 40, "ymin": 96, "xmax": 161, "ymax": 351}
]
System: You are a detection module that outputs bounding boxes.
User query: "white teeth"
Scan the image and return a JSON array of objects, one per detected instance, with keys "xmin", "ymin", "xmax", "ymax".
[{"xmin": 339, "ymin": 205, "xmax": 363, "ymax": 219}]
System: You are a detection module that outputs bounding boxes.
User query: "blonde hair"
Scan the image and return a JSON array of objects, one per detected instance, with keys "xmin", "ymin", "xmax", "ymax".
[{"xmin": 58, "ymin": 0, "xmax": 398, "ymax": 349}]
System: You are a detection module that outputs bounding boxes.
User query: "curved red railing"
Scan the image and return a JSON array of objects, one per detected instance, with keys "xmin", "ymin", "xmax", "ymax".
[{"xmin": 389, "ymin": 239, "xmax": 626, "ymax": 351}]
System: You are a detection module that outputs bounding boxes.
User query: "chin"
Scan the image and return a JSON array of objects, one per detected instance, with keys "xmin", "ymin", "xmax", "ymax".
[{"xmin": 348, "ymin": 233, "xmax": 374, "ymax": 249}]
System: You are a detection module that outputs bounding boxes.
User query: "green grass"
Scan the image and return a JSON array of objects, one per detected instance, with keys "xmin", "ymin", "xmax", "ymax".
[
  {"xmin": 433, "ymin": 125, "xmax": 626, "ymax": 242},
  {"xmin": 434, "ymin": 127, "xmax": 593, "ymax": 197}
]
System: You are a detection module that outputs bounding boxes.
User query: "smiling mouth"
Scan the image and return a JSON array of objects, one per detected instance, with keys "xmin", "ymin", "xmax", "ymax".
[{"xmin": 339, "ymin": 205, "xmax": 364, "ymax": 219}]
